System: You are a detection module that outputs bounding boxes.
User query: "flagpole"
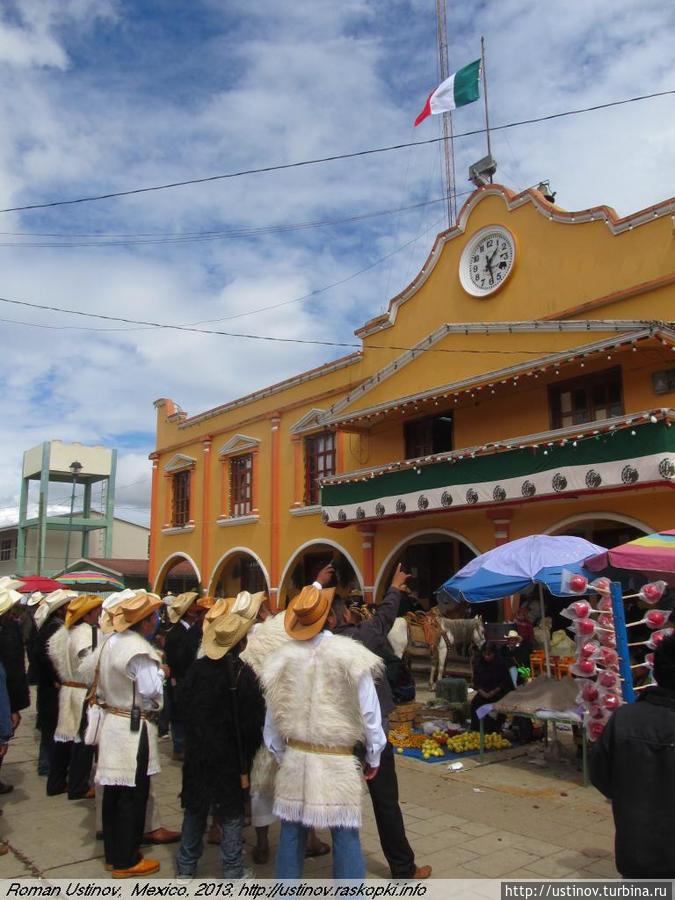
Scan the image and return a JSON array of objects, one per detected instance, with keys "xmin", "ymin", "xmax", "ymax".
[
  {"xmin": 480, "ymin": 35, "xmax": 493, "ymax": 179},
  {"xmin": 436, "ymin": 0, "xmax": 456, "ymax": 226}
]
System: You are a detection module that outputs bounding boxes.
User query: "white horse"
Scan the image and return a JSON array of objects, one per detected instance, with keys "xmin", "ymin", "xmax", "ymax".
[
  {"xmin": 387, "ymin": 617, "xmax": 409, "ymax": 660},
  {"xmin": 429, "ymin": 614, "xmax": 484, "ymax": 688}
]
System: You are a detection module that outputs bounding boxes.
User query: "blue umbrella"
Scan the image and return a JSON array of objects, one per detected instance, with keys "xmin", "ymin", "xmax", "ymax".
[{"xmin": 439, "ymin": 534, "xmax": 606, "ymax": 676}]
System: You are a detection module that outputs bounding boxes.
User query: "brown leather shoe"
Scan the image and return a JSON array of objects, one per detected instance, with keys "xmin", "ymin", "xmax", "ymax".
[
  {"xmin": 413, "ymin": 865, "xmax": 432, "ymax": 879},
  {"xmin": 142, "ymin": 828, "xmax": 181, "ymax": 845},
  {"xmin": 112, "ymin": 858, "xmax": 160, "ymax": 879}
]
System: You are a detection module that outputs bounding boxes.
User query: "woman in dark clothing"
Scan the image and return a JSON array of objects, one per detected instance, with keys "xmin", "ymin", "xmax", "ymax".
[
  {"xmin": 176, "ymin": 594, "xmax": 266, "ymax": 878},
  {"xmin": 0, "ymin": 602, "xmax": 30, "ymax": 792},
  {"xmin": 470, "ymin": 643, "xmax": 513, "ymax": 733}
]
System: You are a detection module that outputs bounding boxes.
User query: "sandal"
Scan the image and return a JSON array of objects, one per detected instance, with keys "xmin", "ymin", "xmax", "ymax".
[{"xmin": 305, "ymin": 840, "xmax": 330, "ymax": 858}]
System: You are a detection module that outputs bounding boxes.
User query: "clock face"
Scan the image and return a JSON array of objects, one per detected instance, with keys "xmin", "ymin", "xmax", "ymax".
[{"xmin": 459, "ymin": 226, "xmax": 515, "ymax": 297}]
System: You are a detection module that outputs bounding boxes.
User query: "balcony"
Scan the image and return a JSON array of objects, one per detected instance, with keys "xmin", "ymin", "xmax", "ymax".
[{"xmin": 320, "ymin": 409, "xmax": 675, "ymax": 526}]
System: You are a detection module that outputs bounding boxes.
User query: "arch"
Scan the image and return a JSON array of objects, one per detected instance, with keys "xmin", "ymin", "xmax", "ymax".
[
  {"xmin": 373, "ymin": 529, "xmax": 481, "ymax": 604},
  {"xmin": 153, "ymin": 552, "xmax": 201, "ymax": 594},
  {"xmin": 208, "ymin": 547, "xmax": 270, "ymax": 596},
  {"xmin": 543, "ymin": 512, "xmax": 654, "ymax": 537},
  {"xmin": 278, "ymin": 538, "xmax": 364, "ymax": 608}
]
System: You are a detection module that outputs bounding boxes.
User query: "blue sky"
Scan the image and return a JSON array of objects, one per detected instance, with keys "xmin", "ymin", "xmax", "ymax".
[{"xmin": 0, "ymin": 0, "xmax": 672, "ymax": 526}]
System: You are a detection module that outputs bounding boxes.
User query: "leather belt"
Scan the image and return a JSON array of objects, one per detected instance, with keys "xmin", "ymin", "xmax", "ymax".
[
  {"xmin": 61, "ymin": 681, "xmax": 87, "ymax": 689},
  {"xmin": 100, "ymin": 704, "xmax": 161, "ymax": 726},
  {"xmin": 287, "ymin": 738, "xmax": 353, "ymax": 756}
]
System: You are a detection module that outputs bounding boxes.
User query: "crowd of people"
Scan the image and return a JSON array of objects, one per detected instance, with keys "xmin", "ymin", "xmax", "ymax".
[{"xmin": 0, "ymin": 566, "xmax": 431, "ymax": 879}]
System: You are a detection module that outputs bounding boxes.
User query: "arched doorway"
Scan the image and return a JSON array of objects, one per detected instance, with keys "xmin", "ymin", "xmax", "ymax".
[
  {"xmin": 209, "ymin": 549, "xmax": 269, "ymax": 597},
  {"xmin": 547, "ymin": 514, "xmax": 650, "ymax": 548},
  {"xmin": 278, "ymin": 541, "xmax": 362, "ymax": 609},
  {"xmin": 374, "ymin": 530, "xmax": 479, "ymax": 609},
  {"xmin": 154, "ymin": 553, "xmax": 201, "ymax": 595}
]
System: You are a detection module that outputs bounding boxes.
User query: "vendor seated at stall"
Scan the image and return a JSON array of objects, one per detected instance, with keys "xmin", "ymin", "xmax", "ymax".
[
  {"xmin": 470, "ymin": 643, "xmax": 513, "ymax": 734},
  {"xmin": 500, "ymin": 630, "xmax": 536, "ymax": 742}
]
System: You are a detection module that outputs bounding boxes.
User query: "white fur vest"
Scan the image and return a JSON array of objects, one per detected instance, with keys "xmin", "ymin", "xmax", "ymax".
[
  {"xmin": 95, "ymin": 631, "xmax": 162, "ymax": 787},
  {"xmin": 260, "ymin": 632, "xmax": 383, "ymax": 829},
  {"xmin": 240, "ymin": 612, "xmax": 289, "ymax": 798},
  {"xmin": 48, "ymin": 623, "xmax": 96, "ymax": 743}
]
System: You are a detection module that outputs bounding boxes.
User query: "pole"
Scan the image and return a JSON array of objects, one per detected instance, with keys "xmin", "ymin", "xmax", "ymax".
[
  {"xmin": 436, "ymin": 0, "xmax": 456, "ymax": 225},
  {"xmin": 480, "ymin": 36, "xmax": 493, "ymax": 173},
  {"xmin": 64, "ymin": 470, "xmax": 78, "ymax": 572},
  {"xmin": 610, "ymin": 580, "xmax": 636, "ymax": 703},
  {"xmin": 538, "ymin": 583, "xmax": 551, "ymax": 678}
]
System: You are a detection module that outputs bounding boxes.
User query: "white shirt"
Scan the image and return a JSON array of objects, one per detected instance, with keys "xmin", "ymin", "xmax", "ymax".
[{"xmin": 263, "ymin": 630, "xmax": 386, "ymax": 768}]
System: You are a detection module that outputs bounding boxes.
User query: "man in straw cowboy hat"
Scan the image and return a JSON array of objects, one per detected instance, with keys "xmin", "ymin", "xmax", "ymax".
[
  {"xmin": 164, "ymin": 591, "xmax": 201, "ymax": 761},
  {"xmin": 46, "ymin": 594, "xmax": 102, "ymax": 799},
  {"xmin": 327, "ymin": 563, "xmax": 431, "ymax": 880},
  {"xmin": 176, "ymin": 592, "xmax": 266, "ymax": 878},
  {"xmin": 261, "ymin": 566, "xmax": 386, "ymax": 879},
  {"xmin": 0, "ymin": 579, "xmax": 29, "ymax": 794},
  {"xmin": 29, "ymin": 588, "xmax": 78, "ymax": 777},
  {"xmin": 96, "ymin": 591, "xmax": 167, "ymax": 878}
]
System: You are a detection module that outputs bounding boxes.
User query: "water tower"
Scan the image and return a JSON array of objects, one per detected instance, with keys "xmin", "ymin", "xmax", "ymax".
[{"xmin": 16, "ymin": 441, "xmax": 117, "ymax": 576}]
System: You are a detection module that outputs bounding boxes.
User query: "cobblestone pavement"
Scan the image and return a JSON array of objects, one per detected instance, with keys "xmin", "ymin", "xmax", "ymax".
[{"xmin": 0, "ymin": 706, "xmax": 619, "ymax": 880}]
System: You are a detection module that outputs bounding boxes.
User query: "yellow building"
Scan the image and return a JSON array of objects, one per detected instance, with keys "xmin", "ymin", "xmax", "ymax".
[{"xmin": 149, "ymin": 184, "xmax": 675, "ymax": 610}]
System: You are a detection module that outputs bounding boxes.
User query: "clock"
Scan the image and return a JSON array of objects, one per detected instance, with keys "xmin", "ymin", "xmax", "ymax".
[{"xmin": 459, "ymin": 225, "xmax": 515, "ymax": 297}]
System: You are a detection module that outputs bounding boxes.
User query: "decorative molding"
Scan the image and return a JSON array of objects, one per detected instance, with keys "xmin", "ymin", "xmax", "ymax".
[
  {"xmin": 322, "ymin": 325, "xmax": 675, "ymax": 429},
  {"xmin": 289, "ymin": 505, "xmax": 322, "ymax": 518},
  {"xmin": 161, "ymin": 525, "xmax": 196, "ymax": 535},
  {"xmin": 290, "ymin": 408, "xmax": 328, "ymax": 435},
  {"xmin": 164, "ymin": 453, "xmax": 196, "ymax": 473},
  {"xmin": 154, "ymin": 397, "xmax": 187, "ymax": 423},
  {"xmin": 356, "ymin": 183, "xmax": 675, "ymax": 339},
  {"xmin": 216, "ymin": 514, "xmax": 260, "ymax": 527},
  {"xmin": 218, "ymin": 434, "xmax": 261, "ymax": 457}
]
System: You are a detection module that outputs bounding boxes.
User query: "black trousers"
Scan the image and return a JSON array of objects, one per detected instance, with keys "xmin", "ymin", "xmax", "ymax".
[
  {"xmin": 366, "ymin": 741, "xmax": 415, "ymax": 878},
  {"xmin": 102, "ymin": 724, "xmax": 151, "ymax": 871},
  {"xmin": 47, "ymin": 739, "xmax": 95, "ymax": 797}
]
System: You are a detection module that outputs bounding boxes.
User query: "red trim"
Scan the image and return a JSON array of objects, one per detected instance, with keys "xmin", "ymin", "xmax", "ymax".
[{"xmin": 414, "ymin": 93, "xmax": 433, "ymax": 127}]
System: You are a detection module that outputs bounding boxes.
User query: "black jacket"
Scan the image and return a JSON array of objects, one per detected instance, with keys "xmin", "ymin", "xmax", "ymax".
[
  {"xmin": 333, "ymin": 586, "xmax": 402, "ymax": 721},
  {"xmin": 165, "ymin": 621, "xmax": 200, "ymax": 682},
  {"xmin": 28, "ymin": 617, "xmax": 62, "ymax": 732},
  {"xmin": 180, "ymin": 654, "xmax": 265, "ymax": 817},
  {"xmin": 0, "ymin": 617, "xmax": 29, "ymax": 713},
  {"xmin": 591, "ymin": 686, "xmax": 675, "ymax": 877}
]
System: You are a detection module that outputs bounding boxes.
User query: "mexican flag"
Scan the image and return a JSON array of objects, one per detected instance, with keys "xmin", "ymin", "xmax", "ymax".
[{"xmin": 414, "ymin": 58, "xmax": 481, "ymax": 127}]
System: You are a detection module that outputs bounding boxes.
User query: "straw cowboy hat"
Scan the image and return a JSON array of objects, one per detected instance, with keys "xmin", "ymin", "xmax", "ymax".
[
  {"xmin": 34, "ymin": 589, "xmax": 79, "ymax": 629},
  {"xmin": 26, "ymin": 591, "xmax": 44, "ymax": 607},
  {"xmin": 65, "ymin": 594, "xmax": 103, "ymax": 629},
  {"xmin": 284, "ymin": 584, "xmax": 336, "ymax": 641},
  {"xmin": 0, "ymin": 586, "xmax": 23, "ymax": 617},
  {"xmin": 100, "ymin": 588, "xmax": 137, "ymax": 634},
  {"xmin": 203, "ymin": 591, "xmax": 265, "ymax": 660},
  {"xmin": 506, "ymin": 630, "xmax": 522, "ymax": 642},
  {"xmin": 196, "ymin": 595, "xmax": 217, "ymax": 610},
  {"xmin": 112, "ymin": 592, "xmax": 162, "ymax": 633},
  {"xmin": 167, "ymin": 591, "xmax": 199, "ymax": 624},
  {"xmin": 0, "ymin": 577, "xmax": 24, "ymax": 593}
]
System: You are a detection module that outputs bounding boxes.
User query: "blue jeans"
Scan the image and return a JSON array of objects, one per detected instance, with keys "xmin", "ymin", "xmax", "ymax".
[
  {"xmin": 276, "ymin": 820, "xmax": 365, "ymax": 879},
  {"xmin": 176, "ymin": 806, "xmax": 244, "ymax": 878}
]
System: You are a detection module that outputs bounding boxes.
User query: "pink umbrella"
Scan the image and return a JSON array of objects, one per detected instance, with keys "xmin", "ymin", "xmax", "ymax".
[{"xmin": 586, "ymin": 529, "xmax": 675, "ymax": 577}]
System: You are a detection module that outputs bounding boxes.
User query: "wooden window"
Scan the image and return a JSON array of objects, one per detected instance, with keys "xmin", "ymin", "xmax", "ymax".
[
  {"xmin": 404, "ymin": 412, "xmax": 454, "ymax": 460},
  {"xmin": 171, "ymin": 470, "xmax": 191, "ymax": 527},
  {"xmin": 0, "ymin": 538, "xmax": 14, "ymax": 561},
  {"xmin": 549, "ymin": 367, "xmax": 623, "ymax": 429},
  {"xmin": 230, "ymin": 454, "xmax": 253, "ymax": 517},
  {"xmin": 304, "ymin": 432, "xmax": 336, "ymax": 506}
]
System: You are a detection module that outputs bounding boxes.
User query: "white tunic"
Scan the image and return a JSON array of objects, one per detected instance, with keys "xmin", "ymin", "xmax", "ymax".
[
  {"xmin": 49, "ymin": 622, "xmax": 97, "ymax": 743},
  {"xmin": 95, "ymin": 631, "xmax": 163, "ymax": 787}
]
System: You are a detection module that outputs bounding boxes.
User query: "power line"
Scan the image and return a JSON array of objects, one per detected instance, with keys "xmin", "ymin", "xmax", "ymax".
[
  {"xmin": 0, "ymin": 194, "xmax": 470, "ymax": 245},
  {"xmin": 0, "ymin": 291, "xmax": 595, "ymax": 356},
  {"xmin": 1, "ymin": 89, "xmax": 672, "ymax": 215}
]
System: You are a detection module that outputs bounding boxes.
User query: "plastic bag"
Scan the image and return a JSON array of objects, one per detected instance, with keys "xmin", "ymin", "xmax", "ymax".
[
  {"xmin": 561, "ymin": 600, "xmax": 591, "ymax": 620},
  {"xmin": 639, "ymin": 580, "xmax": 667, "ymax": 606},
  {"xmin": 560, "ymin": 569, "xmax": 588, "ymax": 595},
  {"xmin": 647, "ymin": 627, "xmax": 674, "ymax": 650}
]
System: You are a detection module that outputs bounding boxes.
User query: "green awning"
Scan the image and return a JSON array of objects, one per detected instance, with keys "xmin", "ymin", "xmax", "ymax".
[{"xmin": 321, "ymin": 419, "xmax": 675, "ymax": 525}]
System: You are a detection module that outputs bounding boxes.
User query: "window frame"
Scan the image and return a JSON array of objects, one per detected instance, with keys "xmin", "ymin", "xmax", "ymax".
[
  {"xmin": 304, "ymin": 431, "xmax": 336, "ymax": 506},
  {"xmin": 548, "ymin": 366, "xmax": 624, "ymax": 430},
  {"xmin": 171, "ymin": 469, "xmax": 191, "ymax": 528},
  {"xmin": 0, "ymin": 538, "xmax": 13, "ymax": 562},
  {"xmin": 229, "ymin": 453, "xmax": 253, "ymax": 518},
  {"xmin": 404, "ymin": 410, "xmax": 454, "ymax": 460}
]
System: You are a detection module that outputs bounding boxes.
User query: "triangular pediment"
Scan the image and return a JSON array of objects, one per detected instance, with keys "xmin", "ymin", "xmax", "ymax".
[
  {"xmin": 290, "ymin": 408, "xmax": 327, "ymax": 435},
  {"xmin": 164, "ymin": 453, "xmax": 197, "ymax": 473},
  {"xmin": 218, "ymin": 434, "xmax": 260, "ymax": 456}
]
